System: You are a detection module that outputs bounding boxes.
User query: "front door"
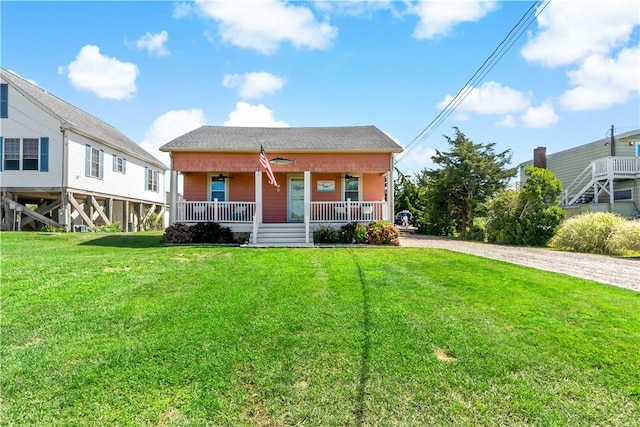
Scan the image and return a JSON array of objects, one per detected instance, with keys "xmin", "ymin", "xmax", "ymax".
[{"xmin": 288, "ymin": 176, "xmax": 304, "ymax": 222}]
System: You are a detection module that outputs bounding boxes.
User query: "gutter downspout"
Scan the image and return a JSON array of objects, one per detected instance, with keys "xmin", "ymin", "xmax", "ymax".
[{"xmin": 60, "ymin": 123, "xmax": 70, "ymax": 231}]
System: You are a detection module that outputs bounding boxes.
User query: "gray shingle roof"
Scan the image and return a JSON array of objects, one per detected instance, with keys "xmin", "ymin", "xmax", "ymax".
[
  {"xmin": 1, "ymin": 68, "xmax": 166, "ymax": 169},
  {"xmin": 160, "ymin": 126, "xmax": 403, "ymax": 153}
]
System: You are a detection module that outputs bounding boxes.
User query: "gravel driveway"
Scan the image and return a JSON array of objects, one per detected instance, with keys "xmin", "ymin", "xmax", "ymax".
[{"xmin": 400, "ymin": 234, "xmax": 640, "ymax": 293}]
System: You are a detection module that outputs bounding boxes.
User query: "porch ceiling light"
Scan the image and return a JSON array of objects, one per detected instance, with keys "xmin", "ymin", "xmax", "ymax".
[{"xmin": 345, "ymin": 174, "xmax": 354, "ymax": 179}]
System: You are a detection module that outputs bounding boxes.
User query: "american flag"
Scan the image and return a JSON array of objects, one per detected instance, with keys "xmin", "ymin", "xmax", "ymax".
[{"xmin": 260, "ymin": 144, "xmax": 278, "ymax": 187}]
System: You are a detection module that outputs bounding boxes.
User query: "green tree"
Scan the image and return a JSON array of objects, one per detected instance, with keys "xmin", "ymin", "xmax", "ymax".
[
  {"xmin": 485, "ymin": 166, "xmax": 565, "ymax": 246},
  {"xmin": 423, "ymin": 128, "xmax": 516, "ymax": 236}
]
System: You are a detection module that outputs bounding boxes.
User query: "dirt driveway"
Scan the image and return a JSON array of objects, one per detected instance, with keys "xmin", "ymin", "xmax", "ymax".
[{"xmin": 400, "ymin": 234, "xmax": 639, "ymax": 293}]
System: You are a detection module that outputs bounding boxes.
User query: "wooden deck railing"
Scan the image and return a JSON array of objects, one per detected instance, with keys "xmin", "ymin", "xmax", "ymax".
[{"xmin": 175, "ymin": 201, "xmax": 256, "ymax": 223}]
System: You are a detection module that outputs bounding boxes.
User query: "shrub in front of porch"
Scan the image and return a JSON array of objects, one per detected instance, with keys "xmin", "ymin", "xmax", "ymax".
[
  {"xmin": 162, "ymin": 223, "xmax": 194, "ymax": 243},
  {"xmin": 191, "ymin": 222, "xmax": 234, "ymax": 244},
  {"xmin": 314, "ymin": 224, "xmax": 340, "ymax": 244},
  {"xmin": 340, "ymin": 222, "xmax": 368, "ymax": 244},
  {"xmin": 163, "ymin": 222, "xmax": 235, "ymax": 244},
  {"xmin": 366, "ymin": 221, "xmax": 400, "ymax": 246}
]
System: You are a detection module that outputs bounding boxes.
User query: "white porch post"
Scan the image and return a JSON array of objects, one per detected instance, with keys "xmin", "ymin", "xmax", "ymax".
[
  {"xmin": 169, "ymin": 170, "xmax": 178, "ymax": 225},
  {"xmin": 304, "ymin": 171, "xmax": 311, "ymax": 244},
  {"xmin": 386, "ymin": 170, "xmax": 394, "ymax": 221},
  {"xmin": 254, "ymin": 171, "xmax": 262, "ymax": 244}
]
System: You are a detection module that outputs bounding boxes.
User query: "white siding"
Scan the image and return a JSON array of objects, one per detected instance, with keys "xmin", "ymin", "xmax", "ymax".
[
  {"xmin": 1, "ymin": 75, "xmax": 165, "ymax": 205},
  {"xmin": 67, "ymin": 133, "xmax": 165, "ymax": 204},
  {"xmin": 0, "ymin": 78, "xmax": 63, "ymax": 187}
]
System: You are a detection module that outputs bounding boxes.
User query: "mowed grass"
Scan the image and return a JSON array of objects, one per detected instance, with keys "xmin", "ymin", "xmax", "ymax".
[{"xmin": 1, "ymin": 232, "xmax": 639, "ymax": 426}]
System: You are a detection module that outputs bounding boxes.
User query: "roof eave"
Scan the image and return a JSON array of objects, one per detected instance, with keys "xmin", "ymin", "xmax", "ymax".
[{"xmin": 161, "ymin": 147, "xmax": 402, "ymax": 154}]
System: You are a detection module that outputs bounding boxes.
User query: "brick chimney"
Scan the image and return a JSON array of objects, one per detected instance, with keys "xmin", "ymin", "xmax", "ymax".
[{"xmin": 533, "ymin": 147, "xmax": 546, "ymax": 169}]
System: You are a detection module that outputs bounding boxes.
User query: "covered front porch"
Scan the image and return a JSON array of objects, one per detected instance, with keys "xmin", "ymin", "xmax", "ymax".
[{"xmin": 168, "ymin": 170, "xmax": 393, "ymax": 245}]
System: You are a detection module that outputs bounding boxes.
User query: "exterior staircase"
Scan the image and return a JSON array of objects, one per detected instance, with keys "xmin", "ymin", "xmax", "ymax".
[{"xmin": 250, "ymin": 223, "xmax": 314, "ymax": 246}]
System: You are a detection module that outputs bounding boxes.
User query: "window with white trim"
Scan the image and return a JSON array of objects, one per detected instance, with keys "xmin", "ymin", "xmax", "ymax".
[
  {"xmin": 113, "ymin": 154, "xmax": 126, "ymax": 174},
  {"xmin": 90, "ymin": 147, "xmax": 101, "ymax": 177},
  {"xmin": 2, "ymin": 137, "xmax": 42, "ymax": 171},
  {"xmin": 85, "ymin": 145, "xmax": 104, "ymax": 179},
  {"xmin": 344, "ymin": 175, "xmax": 360, "ymax": 201},
  {"xmin": 22, "ymin": 138, "xmax": 39, "ymax": 170},
  {"xmin": 3, "ymin": 138, "xmax": 20, "ymax": 170},
  {"xmin": 614, "ymin": 189, "xmax": 633, "ymax": 201},
  {"xmin": 210, "ymin": 176, "xmax": 227, "ymax": 201},
  {"xmin": 146, "ymin": 168, "xmax": 159, "ymax": 192}
]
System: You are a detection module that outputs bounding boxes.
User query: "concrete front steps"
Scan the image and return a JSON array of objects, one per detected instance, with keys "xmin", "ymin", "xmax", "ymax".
[{"xmin": 250, "ymin": 223, "xmax": 314, "ymax": 247}]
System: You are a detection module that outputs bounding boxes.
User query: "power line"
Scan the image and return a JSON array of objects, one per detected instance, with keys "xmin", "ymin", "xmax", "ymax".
[{"xmin": 395, "ymin": 0, "xmax": 552, "ymax": 165}]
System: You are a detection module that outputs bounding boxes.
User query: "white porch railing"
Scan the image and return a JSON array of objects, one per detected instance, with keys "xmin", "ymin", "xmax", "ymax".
[
  {"xmin": 175, "ymin": 201, "xmax": 256, "ymax": 223},
  {"xmin": 593, "ymin": 156, "xmax": 640, "ymax": 178},
  {"xmin": 310, "ymin": 200, "xmax": 388, "ymax": 223}
]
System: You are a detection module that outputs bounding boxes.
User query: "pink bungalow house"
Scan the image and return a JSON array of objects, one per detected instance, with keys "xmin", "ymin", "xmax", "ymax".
[{"xmin": 160, "ymin": 125, "xmax": 402, "ymax": 245}]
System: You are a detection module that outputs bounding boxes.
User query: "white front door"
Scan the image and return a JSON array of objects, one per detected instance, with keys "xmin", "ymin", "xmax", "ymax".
[{"xmin": 288, "ymin": 176, "xmax": 305, "ymax": 222}]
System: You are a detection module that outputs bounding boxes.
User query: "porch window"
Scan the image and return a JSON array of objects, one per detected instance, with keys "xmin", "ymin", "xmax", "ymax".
[
  {"xmin": 344, "ymin": 175, "xmax": 360, "ymax": 201},
  {"xmin": 210, "ymin": 176, "xmax": 226, "ymax": 201}
]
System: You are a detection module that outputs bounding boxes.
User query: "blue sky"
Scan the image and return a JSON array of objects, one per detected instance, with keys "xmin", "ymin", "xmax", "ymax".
[{"xmin": 2, "ymin": 0, "xmax": 639, "ymax": 177}]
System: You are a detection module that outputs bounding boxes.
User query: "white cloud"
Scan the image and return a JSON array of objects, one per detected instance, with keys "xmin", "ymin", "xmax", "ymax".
[
  {"xmin": 315, "ymin": 1, "xmax": 393, "ymax": 17},
  {"xmin": 135, "ymin": 30, "xmax": 170, "ymax": 57},
  {"xmin": 193, "ymin": 0, "xmax": 337, "ymax": 54},
  {"xmin": 140, "ymin": 109, "xmax": 207, "ymax": 166},
  {"xmin": 438, "ymin": 81, "xmax": 531, "ymax": 115},
  {"xmin": 409, "ymin": 0, "xmax": 498, "ymax": 40},
  {"xmin": 222, "ymin": 72, "xmax": 286, "ymax": 99},
  {"xmin": 497, "ymin": 115, "xmax": 517, "ymax": 128},
  {"xmin": 396, "ymin": 145, "xmax": 437, "ymax": 177},
  {"xmin": 224, "ymin": 102, "xmax": 289, "ymax": 127},
  {"xmin": 172, "ymin": 2, "xmax": 193, "ymax": 19},
  {"xmin": 522, "ymin": 0, "xmax": 639, "ymax": 67},
  {"xmin": 520, "ymin": 101, "xmax": 559, "ymax": 128},
  {"xmin": 65, "ymin": 45, "xmax": 138, "ymax": 100},
  {"xmin": 559, "ymin": 45, "xmax": 640, "ymax": 111}
]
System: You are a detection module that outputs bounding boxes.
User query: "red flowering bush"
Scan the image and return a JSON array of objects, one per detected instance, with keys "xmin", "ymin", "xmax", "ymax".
[{"xmin": 366, "ymin": 220, "xmax": 400, "ymax": 246}]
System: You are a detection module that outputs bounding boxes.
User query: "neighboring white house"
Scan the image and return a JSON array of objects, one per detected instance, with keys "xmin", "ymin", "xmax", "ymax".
[{"xmin": 0, "ymin": 68, "xmax": 167, "ymax": 231}]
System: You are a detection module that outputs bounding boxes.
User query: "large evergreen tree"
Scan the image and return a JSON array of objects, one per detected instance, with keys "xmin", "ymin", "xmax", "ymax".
[{"xmin": 423, "ymin": 128, "xmax": 516, "ymax": 236}]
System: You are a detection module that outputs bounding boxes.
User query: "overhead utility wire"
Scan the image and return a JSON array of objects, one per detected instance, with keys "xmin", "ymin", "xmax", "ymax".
[
  {"xmin": 396, "ymin": 0, "xmax": 546, "ymax": 162},
  {"xmin": 395, "ymin": 0, "xmax": 552, "ymax": 164},
  {"xmin": 417, "ymin": 1, "xmax": 546, "ymax": 146}
]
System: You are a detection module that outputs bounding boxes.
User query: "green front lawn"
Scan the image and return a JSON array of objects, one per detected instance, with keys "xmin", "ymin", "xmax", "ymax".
[{"xmin": 2, "ymin": 232, "xmax": 639, "ymax": 426}]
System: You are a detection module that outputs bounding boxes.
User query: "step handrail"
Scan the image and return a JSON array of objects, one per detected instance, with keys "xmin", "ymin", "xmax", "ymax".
[{"xmin": 562, "ymin": 163, "xmax": 593, "ymax": 205}]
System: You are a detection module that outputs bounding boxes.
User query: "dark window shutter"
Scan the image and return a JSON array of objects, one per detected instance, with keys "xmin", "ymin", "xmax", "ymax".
[
  {"xmin": 113, "ymin": 154, "xmax": 117, "ymax": 171},
  {"xmin": 99, "ymin": 149, "xmax": 104, "ymax": 180},
  {"xmin": 0, "ymin": 137, "xmax": 3, "ymax": 171},
  {"xmin": 85, "ymin": 145, "xmax": 91, "ymax": 176},
  {"xmin": 40, "ymin": 137, "xmax": 49, "ymax": 172},
  {"xmin": 0, "ymin": 84, "xmax": 8, "ymax": 118}
]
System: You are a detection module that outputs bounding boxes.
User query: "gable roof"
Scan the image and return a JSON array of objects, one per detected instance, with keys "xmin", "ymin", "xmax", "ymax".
[
  {"xmin": 1, "ymin": 68, "xmax": 166, "ymax": 170},
  {"xmin": 160, "ymin": 125, "xmax": 403, "ymax": 153}
]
